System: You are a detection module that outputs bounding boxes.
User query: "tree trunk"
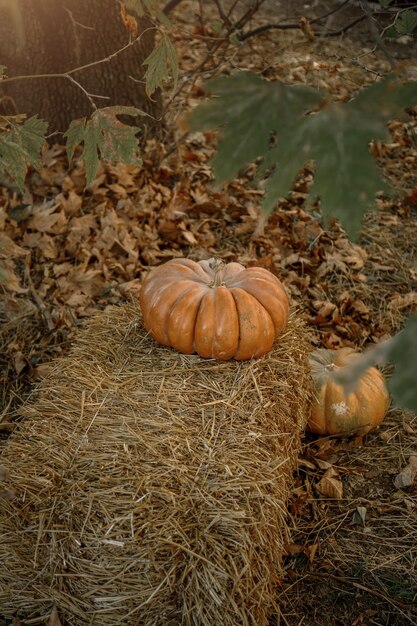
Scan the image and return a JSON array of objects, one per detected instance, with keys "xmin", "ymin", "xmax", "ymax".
[{"xmin": 0, "ymin": 0, "xmax": 162, "ymax": 138}]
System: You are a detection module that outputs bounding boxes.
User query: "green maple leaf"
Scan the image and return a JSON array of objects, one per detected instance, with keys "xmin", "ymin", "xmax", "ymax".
[
  {"xmin": 264, "ymin": 76, "xmax": 417, "ymax": 237},
  {"xmin": 395, "ymin": 9, "xmax": 417, "ymax": 35},
  {"xmin": 0, "ymin": 115, "xmax": 48, "ymax": 191},
  {"xmin": 188, "ymin": 71, "xmax": 323, "ymax": 184},
  {"xmin": 143, "ymin": 32, "xmax": 178, "ymax": 96},
  {"xmin": 262, "ymin": 103, "xmax": 389, "ymax": 238},
  {"xmin": 64, "ymin": 106, "xmax": 145, "ymax": 185},
  {"xmin": 331, "ymin": 315, "xmax": 417, "ymax": 413},
  {"xmin": 122, "ymin": 0, "xmax": 144, "ymax": 15},
  {"xmin": 190, "ymin": 71, "xmax": 417, "ymax": 238},
  {"xmin": 386, "ymin": 315, "xmax": 417, "ymax": 411}
]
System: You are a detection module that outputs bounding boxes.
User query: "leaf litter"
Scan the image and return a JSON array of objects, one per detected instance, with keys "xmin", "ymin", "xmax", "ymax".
[{"xmin": 1, "ymin": 1, "xmax": 417, "ymax": 624}]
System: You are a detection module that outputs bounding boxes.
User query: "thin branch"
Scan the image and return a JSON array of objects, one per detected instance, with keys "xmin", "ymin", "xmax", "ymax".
[
  {"xmin": 65, "ymin": 75, "xmax": 99, "ymax": 111},
  {"xmin": 63, "ymin": 7, "xmax": 95, "ymax": 31},
  {"xmin": 235, "ymin": 0, "xmax": 268, "ymax": 32},
  {"xmin": 360, "ymin": 0, "xmax": 396, "ymax": 68},
  {"xmin": 312, "ymin": 0, "xmax": 351, "ymax": 22},
  {"xmin": 321, "ymin": 14, "xmax": 368, "ymax": 38},
  {"xmin": 213, "ymin": 0, "xmax": 232, "ymax": 29},
  {"xmin": 226, "ymin": 0, "xmax": 240, "ymax": 21},
  {"xmin": 240, "ymin": 13, "xmax": 368, "ymax": 41},
  {"xmin": 0, "ymin": 27, "xmax": 156, "ymax": 112},
  {"xmin": 1, "ymin": 27, "xmax": 155, "ymax": 86}
]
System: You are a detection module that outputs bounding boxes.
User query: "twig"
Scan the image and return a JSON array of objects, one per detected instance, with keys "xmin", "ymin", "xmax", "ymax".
[
  {"xmin": 226, "ymin": 0, "xmax": 241, "ymax": 21},
  {"xmin": 235, "ymin": 0, "xmax": 268, "ymax": 32},
  {"xmin": 65, "ymin": 75, "xmax": 99, "ymax": 111},
  {"xmin": 321, "ymin": 14, "xmax": 368, "ymax": 38},
  {"xmin": 240, "ymin": 1, "xmax": 351, "ymax": 40},
  {"xmin": 213, "ymin": 0, "xmax": 232, "ymax": 30},
  {"xmin": 360, "ymin": 0, "xmax": 396, "ymax": 68},
  {"xmin": 63, "ymin": 7, "xmax": 95, "ymax": 30},
  {"xmin": 1, "ymin": 27, "xmax": 156, "ymax": 112},
  {"xmin": 240, "ymin": 13, "xmax": 367, "ymax": 41}
]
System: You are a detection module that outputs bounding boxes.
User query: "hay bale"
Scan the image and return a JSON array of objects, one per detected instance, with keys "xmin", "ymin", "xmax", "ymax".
[{"xmin": 0, "ymin": 303, "xmax": 312, "ymax": 626}]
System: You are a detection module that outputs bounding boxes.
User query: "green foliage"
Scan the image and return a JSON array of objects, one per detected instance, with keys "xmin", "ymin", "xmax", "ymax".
[
  {"xmin": 189, "ymin": 71, "xmax": 417, "ymax": 237},
  {"xmin": 123, "ymin": 0, "xmax": 158, "ymax": 17},
  {"xmin": 65, "ymin": 106, "xmax": 144, "ymax": 185},
  {"xmin": 0, "ymin": 65, "xmax": 5, "ymax": 80},
  {"xmin": 384, "ymin": 9, "xmax": 417, "ymax": 38},
  {"xmin": 260, "ymin": 103, "xmax": 390, "ymax": 238},
  {"xmin": 385, "ymin": 315, "xmax": 417, "ymax": 412},
  {"xmin": 143, "ymin": 32, "xmax": 179, "ymax": 96},
  {"xmin": 0, "ymin": 115, "xmax": 48, "ymax": 191},
  {"xmin": 334, "ymin": 315, "xmax": 417, "ymax": 412},
  {"xmin": 394, "ymin": 9, "xmax": 417, "ymax": 35},
  {"xmin": 123, "ymin": 0, "xmax": 170, "ymax": 25},
  {"xmin": 188, "ymin": 72, "xmax": 323, "ymax": 185}
]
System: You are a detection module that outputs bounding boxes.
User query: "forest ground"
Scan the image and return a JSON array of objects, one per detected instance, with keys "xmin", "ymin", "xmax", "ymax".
[{"xmin": 1, "ymin": 1, "xmax": 417, "ymax": 625}]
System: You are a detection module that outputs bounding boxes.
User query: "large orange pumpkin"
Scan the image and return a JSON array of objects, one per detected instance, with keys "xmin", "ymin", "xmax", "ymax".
[
  {"xmin": 139, "ymin": 257, "xmax": 289, "ymax": 361},
  {"xmin": 308, "ymin": 347, "xmax": 389, "ymax": 437}
]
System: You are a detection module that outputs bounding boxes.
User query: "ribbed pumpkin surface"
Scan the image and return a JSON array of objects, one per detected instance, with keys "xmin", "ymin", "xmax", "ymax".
[{"xmin": 139, "ymin": 257, "xmax": 289, "ymax": 361}]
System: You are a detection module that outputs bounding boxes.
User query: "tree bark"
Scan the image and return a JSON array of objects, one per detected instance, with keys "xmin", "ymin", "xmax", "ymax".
[{"xmin": 0, "ymin": 0, "xmax": 162, "ymax": 137}]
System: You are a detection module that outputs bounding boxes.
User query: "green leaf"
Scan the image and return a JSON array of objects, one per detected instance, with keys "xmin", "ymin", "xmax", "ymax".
[
  {"xmin": 211, "ymin": 20, "xmax": 224, "ymax": 34},
  {"xmin": 64, "ymin": 107, "xmax": 143, "ymax": 185},
  {"xmin": 385, "ymin": 315, "xmax": 417, "ymax": 411},
  {"xmin": 156, "ymin": 8, "xmax": 172, "ymax": 28},
  {"xmin": 352, "ymin": 75, "xmax": 417, "ymax": 121},
  {"xmin": 379, "ymin": 0, "xmax": 394, "ymax": 7},
  {"xmin": 332, "ymin": 340, "xmax": 393, "ymax": 394},
  {"xmin": 308, "ymin": 105, "xmax": 388, "ymax": 238},
  {"xmin": 188, "ymin": 71, "xmax": 323, "ymax": 184},
  {"xmin": 384, "ymin": 25, "xmax": 401, "ymax": 39},
  {"xmin": 395, "ymin": 9, "xmax": 417, "ymax": 34},
  {"xmin": 65, "ymin": 118, "xmax": 86, "ymax": 162},
  {"xmin": 0, "ymin": 115, "xmax": 48, "ymax": 191},
  {"xmin": 0, "ymin": 65, "xmax": 6, "ymax": 80},
  {"xmin": 83, "ymin": 121, "xmax": 102, "ymax": 185},
  {"xmin": 259, "ymin": 124, "xmax": 307, "ymax": 215},
  {"xmin": 122, "ymin": 0, "xmax": 145, "ymax": 16},
  {"xmin": 143, "ymin": 32, "xmax": 178, "ymax": 96},
  {"xmin": 15, "ymin": 115, "xmax": 48, "ymax": 170},
  {"xmin": 333, "ymin": 316, "xmax": 417, "ymax": 412},
  {"xmin": 190, "ymin": 72, "xmax": 417, "ymax": 237},
  {"xmin": 262, "ymin": 101, "xmax": 390, "ymax": 237}
]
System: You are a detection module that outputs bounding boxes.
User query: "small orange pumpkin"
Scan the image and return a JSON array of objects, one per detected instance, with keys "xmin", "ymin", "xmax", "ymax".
[
  {"xmin": 139, "ymin": 257, "xmax": 289, "ymax": 361},
  {"xmin": 308, "ymin": 347, "xmax": 389, "ymax": 437}
]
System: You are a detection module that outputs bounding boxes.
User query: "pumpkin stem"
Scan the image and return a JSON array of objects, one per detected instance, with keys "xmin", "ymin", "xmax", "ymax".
[{"xmin": 209, "ymin": 258, "xmax": 225, "ymax": 288}]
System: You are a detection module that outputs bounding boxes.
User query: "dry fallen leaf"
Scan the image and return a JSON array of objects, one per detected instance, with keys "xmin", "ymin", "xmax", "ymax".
[
  {"xmin": 316, "ymin": 467, "xmax": 344, "ymax": 499},
  {"xmin": 315, "ymin": 458, "xmax": 333, "ymax": 471},
  {"xmin": 0, "ymin": 232, "xmax": 29, "ymax": 258},
  {"xmin": 394, "ymin": 456, "xmax": 417, "ymax": 489},
  {"xmin": 389, "ymin": 292, "xmax": 417, "ymax": 311},
  {"xmin": 350, "ymin": 506, "xmax": 367, "ymax": 526}
]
